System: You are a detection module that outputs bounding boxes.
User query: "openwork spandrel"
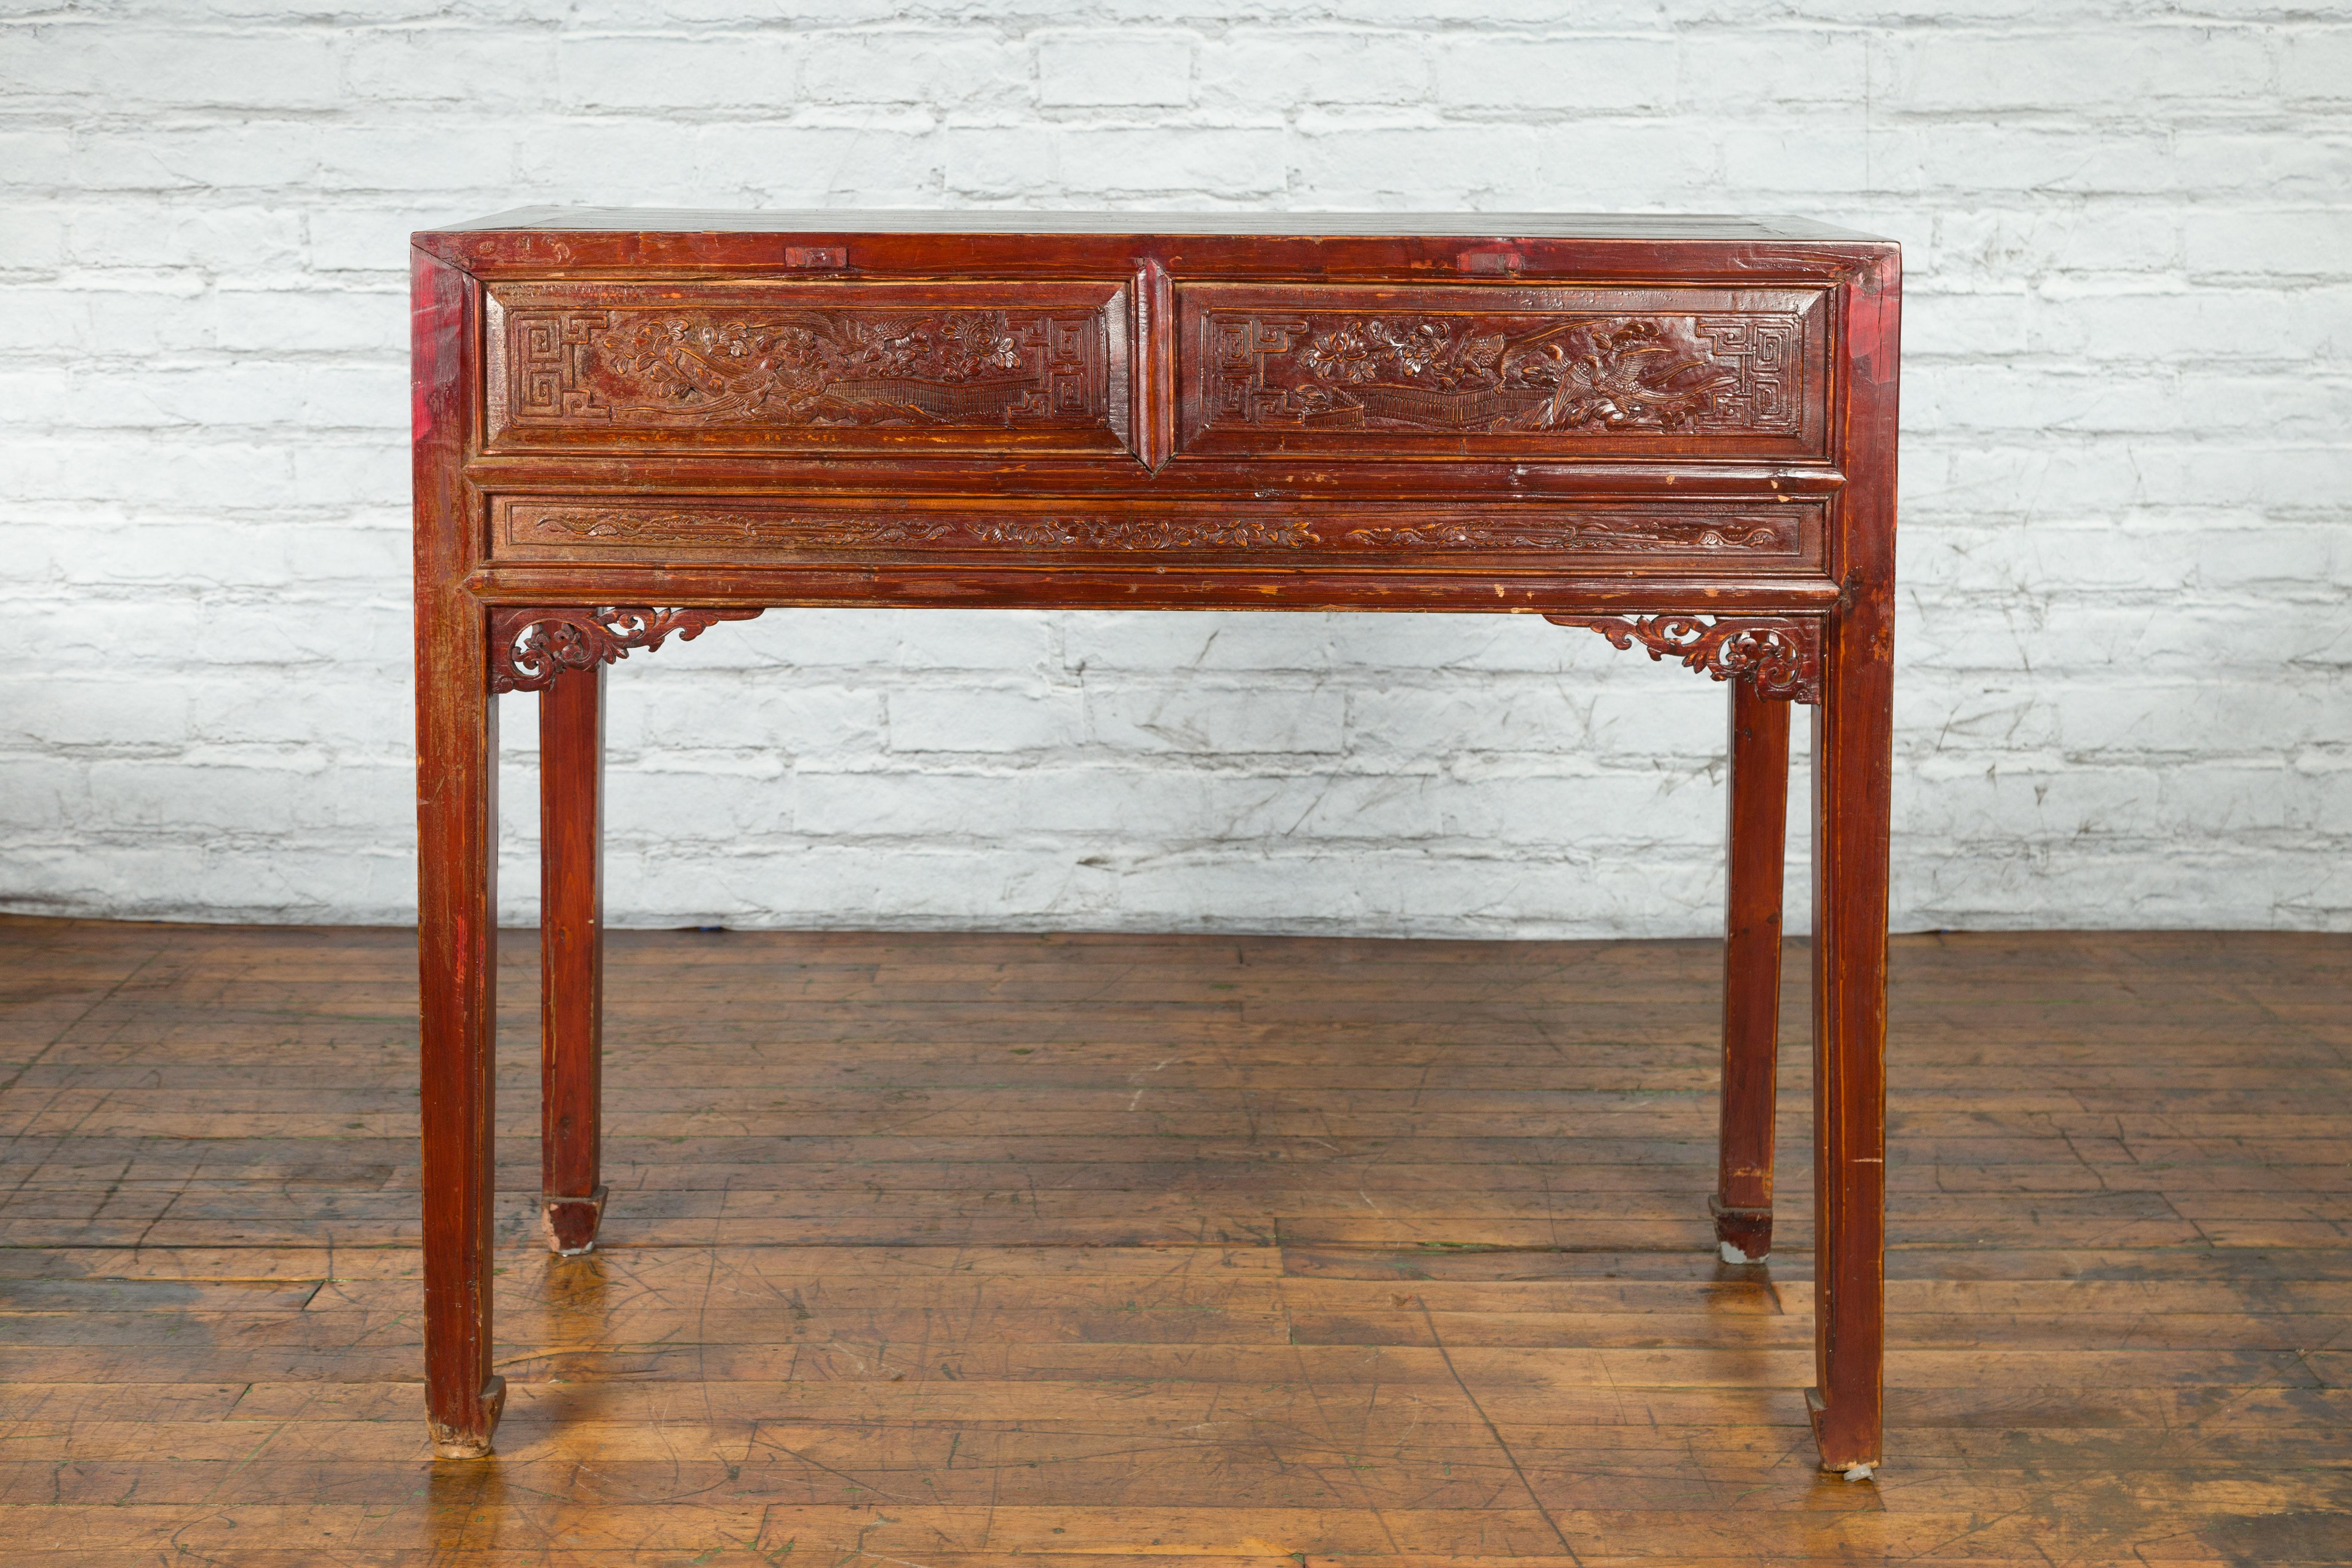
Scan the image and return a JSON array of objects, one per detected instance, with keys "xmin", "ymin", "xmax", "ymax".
[
  {"xmin": 1549, "ymin": 612, "xmax": 1823, "ymax": 704},
  {"xmin": 489, "ymin": 606, "xmax": 765, "ymax": 694}
]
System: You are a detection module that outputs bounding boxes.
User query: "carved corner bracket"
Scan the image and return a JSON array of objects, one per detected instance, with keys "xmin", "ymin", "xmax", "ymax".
[
  {"xmin": 1545, "ymin": 613, "xmax": 1821, "ymax": 704},
  {"xmin": 490, "ymin": 606, "xmax": 766, "ymax": 694}
]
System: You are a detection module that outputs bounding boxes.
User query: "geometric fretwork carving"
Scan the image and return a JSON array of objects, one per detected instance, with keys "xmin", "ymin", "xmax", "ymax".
[
  {"xmin": 1545, "ymin": 613, "xmax": 1822, "ymax": 704},
  {"xmin": 508, "ymin": 306, "xmax": 1109, "ymax": 430},
  {"xmin": 489, "ymin": 606, "xmax": 766, "ymax": 694}
]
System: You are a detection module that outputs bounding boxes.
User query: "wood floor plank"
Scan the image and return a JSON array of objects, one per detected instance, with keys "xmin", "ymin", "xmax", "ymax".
[{"xmin": 0, "ymin": 919, "xmax": 2344, "ymax": 1561}]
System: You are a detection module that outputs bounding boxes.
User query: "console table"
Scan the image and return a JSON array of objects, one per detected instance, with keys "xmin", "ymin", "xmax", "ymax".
[{"xmin": 410, "ymin": 211, "xmax": 1899, "ymax": 1475}]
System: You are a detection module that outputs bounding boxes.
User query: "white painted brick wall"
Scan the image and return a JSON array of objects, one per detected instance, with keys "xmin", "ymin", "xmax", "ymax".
[{"xmin": 2, "ymin": 1, "xmax": 2346, "ymax": 937}]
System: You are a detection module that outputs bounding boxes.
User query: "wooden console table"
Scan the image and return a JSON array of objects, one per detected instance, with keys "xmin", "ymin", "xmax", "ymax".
[{"xmin": 410, "ymin": 211, "xmax": 1899, "ymax": 1474}]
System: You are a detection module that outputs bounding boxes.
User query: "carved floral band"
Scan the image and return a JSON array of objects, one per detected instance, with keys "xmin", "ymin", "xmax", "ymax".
[
  {"xmin": 1547, "ymin": 613, "xmax": 1821, "ymax": 704},
  {"xmin": 490, "ymin": 606, "xmax": 766, "ymax": 694}
]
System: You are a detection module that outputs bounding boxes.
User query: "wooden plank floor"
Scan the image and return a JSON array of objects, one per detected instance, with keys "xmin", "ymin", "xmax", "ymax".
[{"xmin": 0, "ymin": 918, "xmax": 2347, "ymax": 1565}]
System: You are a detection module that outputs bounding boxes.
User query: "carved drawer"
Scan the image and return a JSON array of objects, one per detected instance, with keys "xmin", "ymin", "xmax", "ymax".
[
  {"xmin": 1175, "ymin": 284, "xmax": 1829, "ymax": 461},
  {"xmin": 483, "ymin": 280, "xmax": 1132, "ymax": 457},
  {"xmin": 488, "ymin": 493, "xmax": 1825, "ymax": 571}
]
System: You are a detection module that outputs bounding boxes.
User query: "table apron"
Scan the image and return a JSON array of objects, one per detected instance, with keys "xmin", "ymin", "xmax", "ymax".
[{"xmin": 459, "ymin": 562, "xmax": 1845, "ymax": 616}]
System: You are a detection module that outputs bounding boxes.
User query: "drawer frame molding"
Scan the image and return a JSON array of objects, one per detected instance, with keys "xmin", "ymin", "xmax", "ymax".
[{"xmin": 490, "ymin": 496, "xmax": 1819, "ymax": 564}]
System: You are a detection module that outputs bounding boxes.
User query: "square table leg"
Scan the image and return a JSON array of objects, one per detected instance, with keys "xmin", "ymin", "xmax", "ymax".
[
  {"xmin": 539, "ymin": 662, "xmax": 608, "ymax": 1255},
  {"xmin": 1806, "ymin": 593, "xmax": 1894, "ymax": 1477},
  {"xmin": 416, "ymin": 599, "xmax": 505, "ymax": 1459},
  {"xmin": 1715, "ymin": 680, "xmax": 1792, "ymax": 1264},
  {"xmin": 1807, "ymin": 243, "xmax": 1899, "ymax": 1477}
]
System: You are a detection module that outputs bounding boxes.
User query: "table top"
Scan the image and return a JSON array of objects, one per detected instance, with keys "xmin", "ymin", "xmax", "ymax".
[{"xmin": 426, "ymin": 207, "xmax": 1890, "ymax": 243}]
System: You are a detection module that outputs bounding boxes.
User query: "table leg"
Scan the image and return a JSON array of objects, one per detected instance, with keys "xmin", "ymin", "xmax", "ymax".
[
  {"xmin": 539, "ymin": 662, "xmax": 608, "ymax": 1255},
  {"xmin": 416, "ymin": 600, "xmax": 505, "ymax": 1459},
  {"xmin": 1715, "ymin": 680, "xmax": 1790, "ymax": 1264},
  {"xmin": 1806, "ymin": 604, "xmax": 1893, "ymax": 1477}
]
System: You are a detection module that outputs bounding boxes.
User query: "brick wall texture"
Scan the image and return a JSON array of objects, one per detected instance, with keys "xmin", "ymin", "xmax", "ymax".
[{"xmin": 2, "ymin": 1, "xmax": 2346, "ymax": 937}]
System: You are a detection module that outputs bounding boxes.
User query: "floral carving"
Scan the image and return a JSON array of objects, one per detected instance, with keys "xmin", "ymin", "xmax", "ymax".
[
  {"xmin": 963, "ymin": 518, "xmax": 1311, "ymax": 550},
  {"xmin": 1341, "ymin": 517, "xmax": 1793, "ymax": 552},
  {"xmin": 502, "ymin": 502, "xmax": 1804, "ymax": 557},
  {"xmin": 1548, "ymin": 613, "xmax": 1821, "ymax": 703},
  {"xmin": 500, "ymin": 505, "xmax": 1312, "ymax": 553},
  {"xmin": 490, "ymin": 607, "xmax": 765, "ymax": 694},
  {"xmin": 521, "ymin": 510, "xmax": 959, "ymax": 548},
  {"xmin": 508, "ymin": 306, "xmax": 1107, "ymax": 430},
  {"xmin": 1207, "ymin": 310, "xmax": 1801, "ymax": 435}
]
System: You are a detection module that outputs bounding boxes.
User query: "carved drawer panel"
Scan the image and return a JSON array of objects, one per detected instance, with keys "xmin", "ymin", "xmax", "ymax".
[
  {"xmin": 484, "ymin": 281, "xmax": 1131, "ymax": 456},
  {"xmin": 490, "ymin": 494, "xmax": 1824, "ymax": 569},
  {"xmin": 1176, "ymin": 284, "xmax": 1828, "ymax": 461}
]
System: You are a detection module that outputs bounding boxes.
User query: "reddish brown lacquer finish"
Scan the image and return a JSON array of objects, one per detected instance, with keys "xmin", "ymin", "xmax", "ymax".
[
  {"xmin": 1809, "ymin": 247, "xmax": 1901, "ymax": 1476},
  {"xmin": 1715, "ymin": 680, "xmax": 1792, "ymax": 1265},
  {"xmin": 411, "ymin": 211, "xmax": 1899, "ymax": 1470},
  {"xmin": 412, "ymin": 247, "xmax": 504, "ymax": 1460},
  {"xmin": 537, "ymin": 664, "xmax": 606, "ymax": 1256},
  {"xmin": 484, "ymin": 279, "xmax": 1133, "ymax": 458},
  {"xmin": 1175, "ymin": 282, "xmax": 1826, "ymax": 461}
]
